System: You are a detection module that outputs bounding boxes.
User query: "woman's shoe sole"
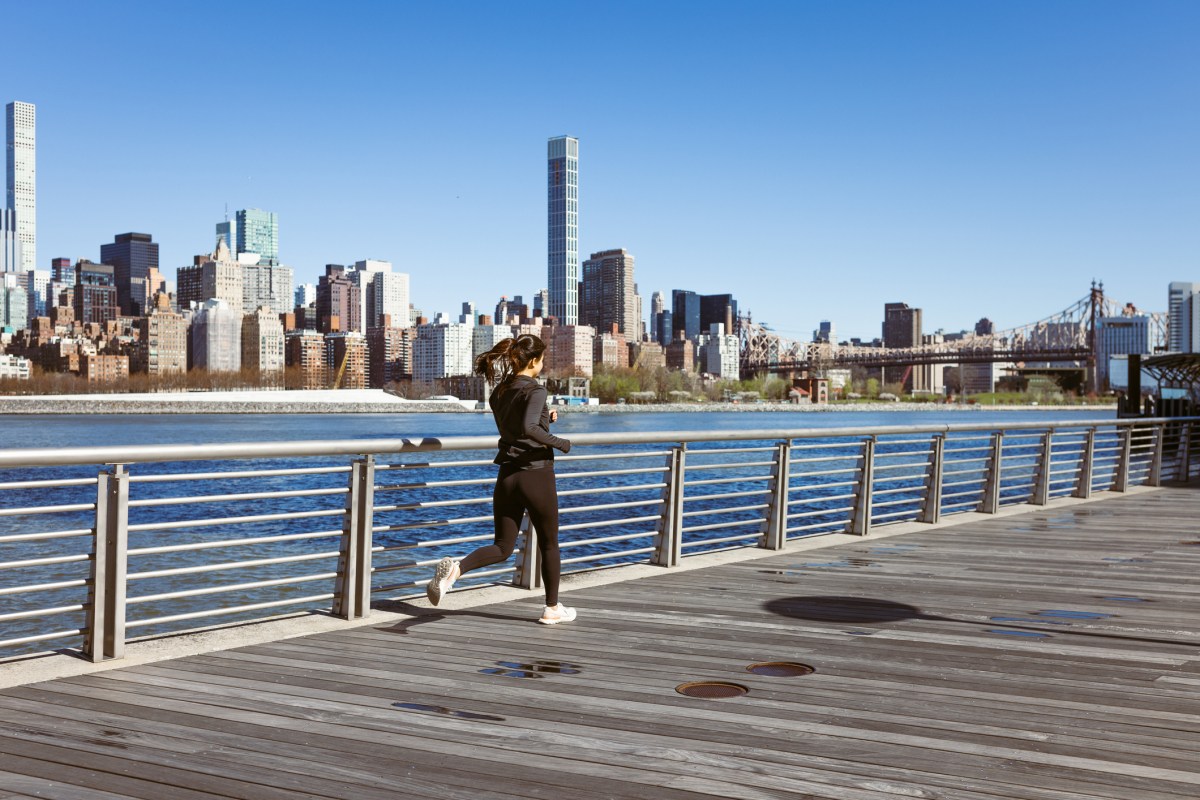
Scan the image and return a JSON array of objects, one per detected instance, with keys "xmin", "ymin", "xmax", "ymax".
[{"xmin": 426, "ymin": 558, "xmax": 455, "ymax": 606}]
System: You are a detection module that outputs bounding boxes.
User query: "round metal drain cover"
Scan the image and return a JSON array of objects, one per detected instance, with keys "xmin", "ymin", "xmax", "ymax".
[
  {"xmin": 746, "ymin": 661, "xmax": 815, "ymax": 677},
  {"xmin": 675, "ymin": 681, "xmax": 749, "ymax": 699}
]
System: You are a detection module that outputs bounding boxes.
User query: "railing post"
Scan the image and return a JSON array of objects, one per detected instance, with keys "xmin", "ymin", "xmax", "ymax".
[
  {"xmin": 652, "ymin": 445, "xmax": 685, "ymax": 567},
  {"xmin": 513, "ymin": 512, "xmax": 542, "ymax": 591},
  {"xmin": 84, "ymin": 464, "xmax": 128, "ymax": 662},
  {"xmin": 981, "ymin": 431, "xmax": 1003, "ymax": 514},
  {"xmin": 1031, "ymin": 430, "xmax": 1053, "ymax": 505},
  {"xmin": 1181, "ymin": 422, "xmax": 1194, "ymax": 481},
  {"xmin": 848, "ymin": 437, "xmax": 875, "ymax": 536},
  {"xmin": 1112, "ymin": 426, "xmax": 1131, "ymax": 492},
  {"xmin": 1148, "ymin": 423, "xmax": 1165, "ymax": 487},
  {"xmin": 334, "ymin": 455, "xmax": 375, "ymax": 620},
  {"xmin": 919, "ymin": 434, "xmax": 945, "ymax": 523},
  {"xmin": 1073, "ymin": 427, "xmax": 1096, "ymax": 499},
  {"xmin": 763, "ymin": 440, "xmax": 791, "ymax": 550}
]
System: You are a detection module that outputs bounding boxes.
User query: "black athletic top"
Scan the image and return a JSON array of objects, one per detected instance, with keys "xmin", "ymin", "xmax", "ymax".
[{"xmin": 490, "ymin": 376, "xmax": 571, "ymax": 469}]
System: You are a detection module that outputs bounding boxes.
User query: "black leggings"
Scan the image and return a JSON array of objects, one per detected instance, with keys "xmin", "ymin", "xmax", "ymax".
[{"xmin": 457, "ymin": 466, "xmax": 562, "ymax": 606}]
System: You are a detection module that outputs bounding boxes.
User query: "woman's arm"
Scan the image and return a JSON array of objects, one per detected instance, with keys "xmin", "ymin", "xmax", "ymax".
[{"xmin": 521, "ymin": 386, "xmax": 571, "ymax": 453}]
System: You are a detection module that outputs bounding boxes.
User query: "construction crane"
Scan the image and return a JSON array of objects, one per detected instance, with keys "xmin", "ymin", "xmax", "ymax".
[{"xmin": 331, "ymin": 348, "xmax": 350, "ymax": 390}]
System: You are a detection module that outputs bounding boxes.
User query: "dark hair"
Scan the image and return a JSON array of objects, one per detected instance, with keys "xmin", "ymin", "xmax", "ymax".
[{"xmin": 474, "ymin": 334, "xmax": 547, "ymax": 385}]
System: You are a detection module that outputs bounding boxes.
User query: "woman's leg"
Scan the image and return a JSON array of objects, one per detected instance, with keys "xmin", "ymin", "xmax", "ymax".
[
  {"xmin": 519, "ymin": 468, "xmax": 562, "ymax": 607},
  {"xmin": 458, "ymin": 469, "xmax": 523, "ymax": 575}
]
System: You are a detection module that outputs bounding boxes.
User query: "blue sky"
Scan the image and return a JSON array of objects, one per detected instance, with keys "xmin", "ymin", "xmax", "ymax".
[{"xmin": 5, "ymin": 0, "xmax": 1197, "ymax": 340}]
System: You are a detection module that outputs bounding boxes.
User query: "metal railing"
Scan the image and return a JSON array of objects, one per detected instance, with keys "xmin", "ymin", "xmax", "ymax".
[{"xmin": 1, "ymin": 416, "xmax": 1197, "ymax": 662}]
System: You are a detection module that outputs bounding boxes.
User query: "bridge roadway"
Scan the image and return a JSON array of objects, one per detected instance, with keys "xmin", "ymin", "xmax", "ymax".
[{"xmin": 0, "ymin": 485, "xmax": 1198, "ymax": 799}]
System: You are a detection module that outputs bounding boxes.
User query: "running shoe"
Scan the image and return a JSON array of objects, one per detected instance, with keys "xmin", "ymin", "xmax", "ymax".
[
  {"xmin": 538, "ymin": 603, "xmax": 577, "ymax": 625},
  {"xmin": 426, "ymin": 557, "xmax": 457, "ymax": 606}
]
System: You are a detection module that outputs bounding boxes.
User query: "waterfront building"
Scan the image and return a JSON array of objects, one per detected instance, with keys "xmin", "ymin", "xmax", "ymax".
[
  {"xmin": 325, "ymin": 331, "xmax": 367, "ymax": 389},
  {"xmin": 593, "ymin": 325, "xmax": 629, "ymax": 369},
  {"xmin": 1168, "ymin": 282, "xmax": 1200, "ymax": 353},
  {"xmin": 700, "ymin": 294, "xmax": 737, "ymax": 337},
  {"xmin": 473, "ymin": 323, "xmax": 511, "ymax": 360},
  {"xmin": 132, "ymin": 294, "xmax": 187, "ymax": 376},
  {"xmin": 413, "ymin": 316, "xmax": 473, "ymax": 380},
  {"xmin": 547, "ymin": 135, "xmax": 579, "ymax": 325},
  {"xmin": 366, "ymin": 322, "xmax": 414, "ymax": 388},
  {"xmin": 1098, "ymin": 311, "xmax": 1152, "ymax": 389},
  {"xmin": 242, "ymin": 306, "xmax": 285, "ymax": 376},
  {"xmin": 547, "ymin": 324, "xmax": 595, "ymax": 378},
  {"xmin": 0, "ymin": 353, "xmax": 31, "ymax": 380},
  {"xmin": 81, "ymin": 353, "xmax": 129, "ymax": 384},
  {"xmin": 73, "ymin": 261, "xmax": 119, "ymax": 325},
  {"xmin": 6, "ymin": 101, "xmax": 36, "ymax": 272},
  {"xmin": 912, "ymin": 333, "xmax": 946, "ymax": 395},
  {"xmin": 315, "ymin": 264, "xmax": 361, "ymax": 333},
  {"xmin": 581, "ymin": 248, "xmax": 638, "ymax": 340},
  {"xmin": 882, "ymin": 301, "xmax": 922, "ymax": 390},
  {"xmin": 353, "ymin": 261, "xmax": 410, "ymax": 329},
  {"xmin": 242, "ymin": 262, "xmax": 294, "ymax": 315},
  {"xmin": 671, "ymin": 290, "xmax": 701, "ymax": 341},
  {"xmin": 190, "ymin": 298, "xmax": 242, "ymax": 372},
  {"xmin": 665, "ymin": 332, "xmax": 694, "ymax": 372},
  {"xmin": 1, "ymin": 279, "xmax": 27, "ymax": 330},
  {"xmin": 236, "ymin": 208, "xmax": 279, "ymax": 265},
  {"xmin": 101, "ymin": 233, "xmax": 160, "ymax": 316},
  {"xmin": 705, "ymin": 323, "xmax": 740, "ymax": 379},
  {"xmin": 961, "ymin": 362, "xmax": 998, "ymax": 394},
  {"xmin": 0, "ymin": 209, "xmax": 20, "ymax": 274},
  {"xmin": 285, "ymin": 330, "xmax": 327, "ymax": 389}
]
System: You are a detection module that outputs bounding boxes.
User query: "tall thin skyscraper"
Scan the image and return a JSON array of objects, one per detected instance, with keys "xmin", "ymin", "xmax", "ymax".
[
  {"xmin": 5, "ymin": 101, "xmax": 36, "ymax": 272},
  {"xmin": 547, "ymin": 136, "xmax": 579, "ymax": 325},
  {"xmin": 236, "ymin": 208, "xmax": 279, "ymax": 265}
]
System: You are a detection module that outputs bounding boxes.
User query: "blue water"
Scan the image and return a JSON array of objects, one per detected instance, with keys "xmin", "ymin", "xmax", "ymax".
[{"xmin": 0, "ymin": 408, "xmax": 1114, "ymax": 654}]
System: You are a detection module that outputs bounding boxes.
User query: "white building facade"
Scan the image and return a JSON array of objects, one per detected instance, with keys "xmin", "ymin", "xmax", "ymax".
[
  {"xmin": 413, "ymin": 316, "xmax": 473, "ymax": 380},
  {"xmin": 705, "ymin": 323, "xmax": 740, "ymax": 379},
  {"xmin": 191, "ymin": 299, "xmax": 242, "ymax": 372},
  {"xmin": 5, "ymin": 102, "xmax": 35, "ymax": 272}
]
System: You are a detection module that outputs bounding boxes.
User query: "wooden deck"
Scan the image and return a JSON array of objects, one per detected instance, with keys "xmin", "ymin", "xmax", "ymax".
[{"xmin": 1, "ymin": 486, "xmax": 1199, "ymax": 800}]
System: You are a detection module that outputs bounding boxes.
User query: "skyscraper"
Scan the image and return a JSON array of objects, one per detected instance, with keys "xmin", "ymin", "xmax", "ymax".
[
  {"xmin": 882, "ymin": 302, "xmax": 923, "ymax": 390},
  {"xmin": 101, "ymin": 232, "xmax": 160, "ymax": 316},
  {"xmin": 236, "ymin": 208, "xmax": 279, "ymax": 265},
  {"xmin": 581, "ymin": 248, "xmax": 638, "ymax": 338},
  {"xmin": 672, "ymin": 290, "xmax": 702, "ymax": 341},
  {"xmin": 547, "ymin": 136, "xmax": 579, "ymax": 324},
  {"xmin": 0, "ymin": 208, "xmax": 19, "ymax": 274},
  {"xmin": 1168, "ymin": 282, "xmax": 1200, "ymax": 352},
  {"xmin": 5, "ymin": 101, "xmax": 35, "ymax": 272}
]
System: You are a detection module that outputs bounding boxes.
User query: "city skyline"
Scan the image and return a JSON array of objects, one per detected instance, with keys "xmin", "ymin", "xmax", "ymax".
[{"xmin": 3, "ymin": 1, "xmax": 1197, "ymax": 340}]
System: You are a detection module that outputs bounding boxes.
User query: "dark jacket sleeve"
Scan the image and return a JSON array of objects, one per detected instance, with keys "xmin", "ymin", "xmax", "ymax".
[{"xmin": 522, "ymin": 385, "xmax": 571, "ymax": 453}]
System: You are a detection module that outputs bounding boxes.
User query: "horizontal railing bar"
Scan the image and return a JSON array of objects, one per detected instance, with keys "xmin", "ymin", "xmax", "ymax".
[
  {"xmin": 942, "ymin": 500, "xmax": 981, "ymax": 510},
  {"xmin": 559, "ymin": 515, "xmax": 662, "ymax": 532},
  {"xmin": 372, "ymin": 566, "xmax": 515, "ymax": 593},
  {"xmin": 0, "ymin": 528, "xmax": 93, "ymax": 544},
  {"xmin": 0, "ymin": 553, "xmax": 91, "ymax": 571},
  {"xmin": 873, "ymin": 510, "xmax": 919, "ymax": 521},
  {"xmin": 686, "ymin": 446, "xmax": 777, "ymax": 456},
  {"xmin": 0, "ymin": 604, "xmax": 85, "ymax": 623},
  {"xmin": 555, "ymin": 450, "xmax": 673, "ymax": 462},
  {"xmin": 684, "ymin": 488, "xmax": 771, "ymax": 502},
  {"xmin": 0, "ymin": 578, "xmax": 89, "ymax": 597},
  {"xmin": 873, "ymin": 497, "xmax": 922, "ymax": 509},
  {"xmin": 375, "ymin": 496, "xmax": 491, "ymax": 513},
  {"xmin": 789, "ymin": 492, "xmax": 857, "ymax": 505},
  {"xmin": 0, "ymin": 629, "xmax": 84, "ymax": 649},
  {"xmin": 0, "ymin": 502, "xmax": 95, "ymax": 518},
  {"xmin": 788, "ymin": 505, "xmax": 854, "ymax": 520},
  {"xmin": 0, "ymin": 477, "xmax": 98, "ymax": 490},
  {"xmin": 943, "ymin": 479, "xmax": 984, "ymax": 489},
  {"xmin": 681, "ymin": 532, "xmax": 761, "ymax": 548},
  {"xmin": 790, "ymin": 467, "xmax": 860, "ymax": 478},
  {"xmin": 942, "ymin": 489, "xmax": 983, "ymax": 500},
  {"xmin": 681, "ymin": 519, "xmax": 763, "ymax": 534},
  {"xmin": 943, "ymin": 446, "xmax": 992, "ymax": 455},
  {"xmin": 680, "ymin": 503, "xmax": 770, "ymax": 518},
  {"xmin": 560, "ymin": 547, "xmax": 656, "ymax": 566},
  {"xmin": 684, "ymin": 460, "xmax": 777, "ymax": 473},
  {"xmin": 788, "ymin": 518, "xmax": 848, "ymax": 531},
  {"xmin": 942, "ymin": 467, "xmax": 985, "ymax": 477},
  {"xmin": 872, "ymin": 462, "xmax": 930, "ymax": 472},
  {"xmin": 373, "ymin": 532, "xmax": 493, "ymax": 548},
  {"xmin": 127, "ymin": 508, "xmax": 346, "ymax": 533},
  {"xmin": 128, "ymin": 487, "xmax": 348, "ymax": 508},
  {"xmin": 377, "ymin": 477, "xmax": 496, "ymax": 491},
  {"xmin": 128, "ymin": 551, "xmax": 341, "ymax": 580},
  {"xmin": 128, "ymin": 529, "xmax": 343, "ymax": 556},
  {"xmin": 790, "ymin": 454, "xmax": 862, "ymax": 465},
  {"xmin": 126, "ymin": 594, "xmax": 336, "ymax": 628},
  {"xmin": 1003, "ymin": 481, "xmax": 1036, "ymax": 490},
  {"xmin": 789, "ymin": 479, "xmax": 858, "ymax": 491},
  {"xmin": 372, "ymin": 513, "xmax": 493, "ymax": 533},
  {"xmin": 380, "ymin": 458, "xmax": 495, "ymax": 470},
  {"xmin": 872, "ymin": 485, "xmax": 925, "ymax": 498},
  {"xmin": 562, "ymin": 499, "xmax": 665, "ymax": 515},
  {"xmin": 683, "ymin": 474, "xmax": 773, "ymax": 487},
  {"xmin": 873, "ymin": 448, "xmax": 933, "ymax": 459},
  {"xmin": 558, "ymin": 482, "xmax": 667, "ymax": 497},
  {"xmin": 791, "ymin": 441, "xmax": 865, "ymax": 450},
  {"xmin": 557, "ymin": 467, "xmax": 670, "ymax": 480},
  {"xmin": 130, "ymin": 466, "xmax": 351, "ymax": 483},
  {"xmin": 129, "ymin": 572, "xmax": 339, "ymax": 604},
  {"xmin": 559, "ymin": 531, "xmax": 656, "ymax": 549}
]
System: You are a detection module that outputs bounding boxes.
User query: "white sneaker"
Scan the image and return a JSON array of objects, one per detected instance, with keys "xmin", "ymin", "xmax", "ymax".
[
  {"xmin": 538, "ymin": 603, "xmax": 577, "ymax": 625},
  {"xmin": 426, "ymin": 557, "xmax": 457, "ymax": 606}
]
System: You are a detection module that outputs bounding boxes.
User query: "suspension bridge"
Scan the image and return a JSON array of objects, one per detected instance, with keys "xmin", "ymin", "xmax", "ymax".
[{"xmin": 739, "ymin": 282, "xmax": 1167, "ymax": 386}]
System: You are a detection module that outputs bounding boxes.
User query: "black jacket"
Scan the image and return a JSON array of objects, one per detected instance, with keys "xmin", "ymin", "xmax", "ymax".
[{"xmin": 490, "ymin": 376, "xmax": 571, "ymax": 469}]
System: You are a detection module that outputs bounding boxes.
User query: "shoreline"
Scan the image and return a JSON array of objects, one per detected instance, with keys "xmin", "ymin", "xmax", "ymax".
[{"xmin": 0, "ymin": 389, "xmax": 1117, "ymax": 415}]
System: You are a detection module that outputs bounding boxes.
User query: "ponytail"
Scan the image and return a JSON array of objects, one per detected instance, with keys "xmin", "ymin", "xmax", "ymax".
[{"xmin": 474, "ymin": 334, "xmax": 547, "ymax": 385}]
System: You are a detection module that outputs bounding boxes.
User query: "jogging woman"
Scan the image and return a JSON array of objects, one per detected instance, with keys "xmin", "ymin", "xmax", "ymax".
[{"xmin": 426, "ymin": 334, "xmax": 577, "ymax": 624}]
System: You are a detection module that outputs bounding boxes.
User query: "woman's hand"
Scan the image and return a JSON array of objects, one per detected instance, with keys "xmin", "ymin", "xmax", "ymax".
[{"xmin": 548, "ymin": 409, "xmax": 559, "ymax": 423}]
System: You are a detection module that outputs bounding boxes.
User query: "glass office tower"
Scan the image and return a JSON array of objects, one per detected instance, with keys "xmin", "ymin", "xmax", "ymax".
[
  {"xmin": 547, "ymin": 136, "xmax": 578, "ymax": 325},
  {"xmin": 236, "ymin": 208, "xmax": 279, "ymax": 265}
]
